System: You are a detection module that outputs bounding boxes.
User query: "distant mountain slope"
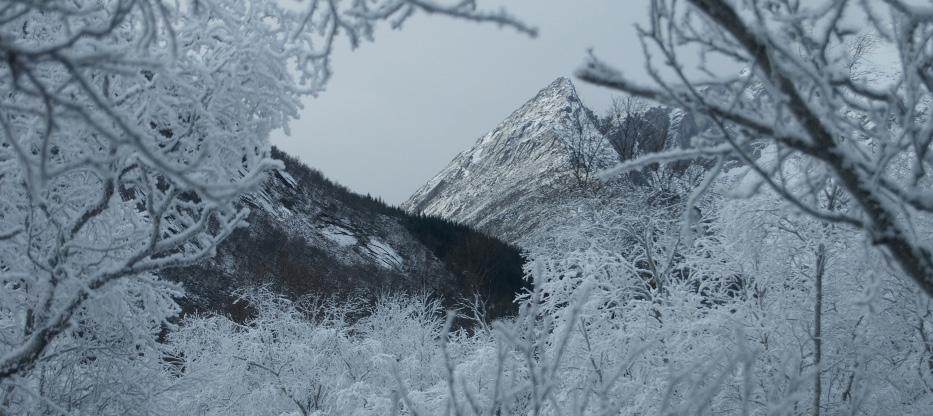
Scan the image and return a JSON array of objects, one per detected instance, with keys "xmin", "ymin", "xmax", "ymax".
[
  {"xmin": 402, "ymin": 77, "xmax": 707, "ymax": 247},
  {"xmin": 402, "ymin": 77, "xmax": 617, "ymax": 244},
  {"xmin": 165, "ymin": 147, "xmax": 527, "ymax": 319}
]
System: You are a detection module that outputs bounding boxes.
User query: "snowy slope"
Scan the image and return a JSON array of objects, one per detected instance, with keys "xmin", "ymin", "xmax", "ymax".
[
  {"xmin": 167, "ymin": 148, "xmax": 526, "ymax": 317},
  {"xmin": 402, "ymin": 77, "xmax": 616, "ymax": 244},
  {"xmin": 402, "ymin": 77, "xmax": 706, "ymax": 247}
]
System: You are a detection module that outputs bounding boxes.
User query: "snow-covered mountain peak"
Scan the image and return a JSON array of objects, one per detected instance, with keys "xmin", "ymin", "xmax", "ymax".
[
  {"xmin": 402, "ymin": 77, "xmax": 614, "ymax": 243},
  {"xmin": 495, "ymin": 76, "xmax": 587, "ymax": 140},
  {"xmin": 522, "ymin": 76, "xmax": 578, "ymax": 111}
]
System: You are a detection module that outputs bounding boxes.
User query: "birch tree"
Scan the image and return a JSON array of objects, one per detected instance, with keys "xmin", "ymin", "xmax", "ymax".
[{"xmin": 577, "ymin": 0, "xmax": 933, "ymax": 297}]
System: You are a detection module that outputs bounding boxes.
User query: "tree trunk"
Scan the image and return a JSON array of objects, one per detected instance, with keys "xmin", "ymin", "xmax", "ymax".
[{"xmin": 812, "ymin": 242, "xmax": 826, "ymax": 416}]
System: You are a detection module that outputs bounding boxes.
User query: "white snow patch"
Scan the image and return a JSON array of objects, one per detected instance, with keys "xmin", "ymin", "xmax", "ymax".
[
  {"xmin": 320, "ymin": 224, "xmax": 358, "ymax": 247},
  {"xmin": 244, "ymin": 191, "xmax": 279, "ymax": 215},
  {"xmin": 277, "ymin": 170, "xmax": 299, "ymax": 188},
  {"xmin": 366, "ymin": 239, "xmax": 403, "ymax": 270}
]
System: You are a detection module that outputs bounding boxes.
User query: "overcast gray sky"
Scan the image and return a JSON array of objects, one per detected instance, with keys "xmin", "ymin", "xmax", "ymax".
[{"xmin": 271, "ymin": 0, "xmax": 650, "ymax": 204}]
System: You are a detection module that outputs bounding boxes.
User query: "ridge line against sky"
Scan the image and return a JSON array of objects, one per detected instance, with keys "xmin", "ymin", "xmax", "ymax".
[{"xmin": 270, "ymin": 0, "xmax": 648, "ymax": 205}]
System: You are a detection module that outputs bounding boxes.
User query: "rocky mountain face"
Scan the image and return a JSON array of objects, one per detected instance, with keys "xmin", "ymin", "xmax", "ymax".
[
  {"xmin": 165, "ymin": 148, "xmax": 527, "ymax": 319},
  {"xmin": 402, "ymin": 77, "xmax": 614, "ymax": 244},
  {"xmin": 402, "ymin": 77, "xmax": 707, "ymax": 247}
]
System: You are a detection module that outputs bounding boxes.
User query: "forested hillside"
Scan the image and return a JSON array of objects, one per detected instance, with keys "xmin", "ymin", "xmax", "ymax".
[{"xmin": 165, "ymin": 147, "xmax": 527, "ymax": 319}]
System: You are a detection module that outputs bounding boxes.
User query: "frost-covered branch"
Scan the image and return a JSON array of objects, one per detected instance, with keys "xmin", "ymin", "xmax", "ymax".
[
  {"xmin": 576, "ymin": 0, "xmax": 933, "ymax": 297},
  {"xmin": 0, "ymin": 0, "xmax": 534, "ymax": 406}
]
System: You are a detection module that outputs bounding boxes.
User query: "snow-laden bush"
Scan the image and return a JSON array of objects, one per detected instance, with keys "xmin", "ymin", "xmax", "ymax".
[
  {"xmin": 164, "ymin": 213, "xmax": 931, "ymax": 416},
  {"xmin": 164, "ymin": 290, "xmax": 445, "ymax": 415},
  {"xmin": 159, "ymin": 163, "xmax": 931, "ymax": 415}
]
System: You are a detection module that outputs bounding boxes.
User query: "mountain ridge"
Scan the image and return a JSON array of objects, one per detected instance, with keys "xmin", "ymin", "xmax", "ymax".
[
  {"xmin": 166, "ymin": 147, "xmax": 528, "ymax": 319},
  {"xmin": 402, "ymin": 77, "xmax": 616, "ymax": 244},
  {"xmin": 403, "ymin": 77, "xmax": 707, "ymax": 247}
]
